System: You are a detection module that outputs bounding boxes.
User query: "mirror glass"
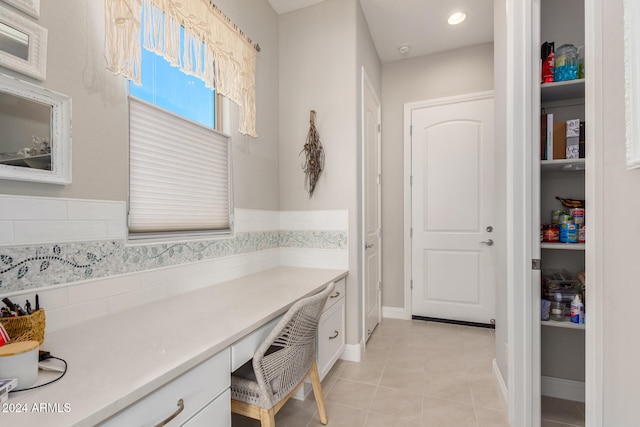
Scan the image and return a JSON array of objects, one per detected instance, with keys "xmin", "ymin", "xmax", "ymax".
[
  {"xmin": 0, "ymin": 73, "xmax": 71, "ymax": 185},
  {"xmin": 0, "ymin": 21, "xmax": 29, "ymax": 61},
  {"xmin": 0, "ymin": 91, "xmax": 52, "ymax": 171}
]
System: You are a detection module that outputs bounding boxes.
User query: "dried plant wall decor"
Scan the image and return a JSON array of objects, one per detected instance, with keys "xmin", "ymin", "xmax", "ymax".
[{"xmin": 300, "ymin": 110, "xmax": 325, "ymax": 197}]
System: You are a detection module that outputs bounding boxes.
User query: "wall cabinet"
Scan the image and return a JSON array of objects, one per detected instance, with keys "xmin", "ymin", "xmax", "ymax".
[{"xmin": 536, "ymin": 0, "xmax": 586, "ymax": 409}]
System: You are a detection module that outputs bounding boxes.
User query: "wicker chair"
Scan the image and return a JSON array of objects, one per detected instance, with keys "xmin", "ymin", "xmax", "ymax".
[{"xmin": 230, "ymin": 282, "xmax": 335, "ymax": 427}]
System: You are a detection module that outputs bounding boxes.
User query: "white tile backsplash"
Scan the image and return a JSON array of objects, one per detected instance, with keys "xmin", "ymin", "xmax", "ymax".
[
  {"xmin": 107, "ymin": 220, "xmax": 127, "ymax": 239},
  {"xmin": 280, "ymin": 248, "xmax": 349, "ymax": 270},
  {"xmin": 0, "ymin": 195, "xmax": 348, "ymax": 332},
  {"xmin": 0, "ymin": 196, "xmax": 67, "ymax": 221},
  {"xmin": 280, "ymin": 210, "xmax": 348, "ymax": 230},
  {"xmin": 235, "ymin": 208, "xmax": 280, "ymax": 232},
  {"xmin": 13, "ymin": 220, "xmax": 109, "ymax": 244},
  {"xmin": 0, "ymin": 196, "xmax": 127, "ymax": 245},
  {"xmin": 0, "ymin": 222, "xmax": 13, "ymax": 244}
]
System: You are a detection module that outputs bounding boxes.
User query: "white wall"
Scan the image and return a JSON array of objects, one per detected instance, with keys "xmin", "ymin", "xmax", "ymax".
[
  {"xmin": 380, "ymin": 43, "xmax": 495, "ymax": 309},
  {"xmin": 278, "ymin": 0, "xmax": 378, "ymax": 348},
  {"xmin": 601, "ymin": 0, "xmax": 640, "ymax": 423}
]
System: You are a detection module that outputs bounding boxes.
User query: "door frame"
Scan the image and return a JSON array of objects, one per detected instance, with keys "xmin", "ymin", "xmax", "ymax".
[
  {"xmin": 403, "ymin": 90, "xmax": 495, "ymax": 320},
  {"xmin": 507, "ymin": 0, "xmax": 604, "ymax": 425},
  {"xmin": 361, "ymin": 66, "xmax": 382, "ymax": 343}
]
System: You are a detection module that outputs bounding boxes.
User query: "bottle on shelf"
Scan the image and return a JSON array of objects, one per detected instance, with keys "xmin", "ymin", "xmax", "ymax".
[{"xmin": 570, "ymin": 294, "xmax": 584, "ymax": 324}]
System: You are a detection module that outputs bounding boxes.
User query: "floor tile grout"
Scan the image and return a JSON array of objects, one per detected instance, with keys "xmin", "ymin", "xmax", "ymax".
[{"xmin": 233, "ymin": 318, "xmax": 583, "ymax": 427}]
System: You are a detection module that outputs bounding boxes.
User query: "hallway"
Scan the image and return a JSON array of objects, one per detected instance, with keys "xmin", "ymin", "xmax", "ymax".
[{"xmin": 232, "ymin": 318, "xmax": 585, "ymax": 426}]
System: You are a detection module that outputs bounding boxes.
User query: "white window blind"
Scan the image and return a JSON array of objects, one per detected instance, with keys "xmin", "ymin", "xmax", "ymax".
[{"xmin": 128, "ymin": 97, "xmax": 231, "ymax": 235}]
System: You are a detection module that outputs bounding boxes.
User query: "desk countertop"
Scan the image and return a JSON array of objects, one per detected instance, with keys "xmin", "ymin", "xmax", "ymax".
[{"xmin": 2, "ymin": 266, "xmax": 348, "ymax": 426}]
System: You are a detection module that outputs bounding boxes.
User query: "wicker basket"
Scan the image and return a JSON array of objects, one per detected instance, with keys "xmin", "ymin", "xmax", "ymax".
[{"xmin": 0, "ymin": 309, "xmax": 46, "ymax": 345}]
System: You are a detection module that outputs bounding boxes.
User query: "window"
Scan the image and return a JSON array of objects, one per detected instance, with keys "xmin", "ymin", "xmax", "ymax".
[
  {"xmin": 129, "ymin": 24, "xmax": 215, "ymax": 129},
  {"xmin": 127, "ymin": 9, "xmax": 231, "ymax": 240}
]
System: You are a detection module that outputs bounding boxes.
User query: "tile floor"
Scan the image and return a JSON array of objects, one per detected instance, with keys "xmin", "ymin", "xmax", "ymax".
[{"xmin": 232, "ymin": 318, "xmax": 585, "ymax": 427}]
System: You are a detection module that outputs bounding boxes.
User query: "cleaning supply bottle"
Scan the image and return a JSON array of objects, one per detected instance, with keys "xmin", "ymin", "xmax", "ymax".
[{"xmin": 570, "ymin": 294, "xmax": 583, "ymax": 324}]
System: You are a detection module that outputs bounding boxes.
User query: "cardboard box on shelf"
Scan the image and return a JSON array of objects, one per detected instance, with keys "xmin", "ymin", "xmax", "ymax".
[
  {"xmin": 566, "ymin": 119, "xmax": 580, "ymax": 159},
  {"xmin": 553, "ymin": 122, "xmax": 566, "ymax": 159}
]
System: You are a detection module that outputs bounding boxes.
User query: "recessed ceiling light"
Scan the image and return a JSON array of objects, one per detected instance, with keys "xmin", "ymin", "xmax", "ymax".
[
  {"xmin": 398, "ymin": 44, "xmax": 411, "ymax": 54},
  {"xmin": 448, "ymin": 11, "xmax": 467, "ymax": 25}
]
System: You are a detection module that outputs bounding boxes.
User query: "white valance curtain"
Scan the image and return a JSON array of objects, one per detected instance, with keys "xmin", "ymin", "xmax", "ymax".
[{"xmin": 104, "ymin": 0, "xmax": 257, "ymax": 137}]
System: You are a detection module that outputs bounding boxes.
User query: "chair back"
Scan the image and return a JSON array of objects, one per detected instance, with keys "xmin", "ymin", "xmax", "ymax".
[{"xmin": 252, "ymin": 281, "xmax": 336, "ymax": 407}]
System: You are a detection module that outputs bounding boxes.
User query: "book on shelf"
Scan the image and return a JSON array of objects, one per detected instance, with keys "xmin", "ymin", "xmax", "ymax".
[
  {"xmin": 579, "ymin": 121, "xmax": 585, "ymax": 158},
  {"xmin": 541, "ymin": 113, "xmax": 554, "ymax": 160},
  {"xmin": 542, "ymin": 113, "xmax": 561, "ymax": 160}
]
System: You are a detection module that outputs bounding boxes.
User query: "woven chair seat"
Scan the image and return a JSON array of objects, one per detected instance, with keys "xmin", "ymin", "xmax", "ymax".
[{"xmin": 230, "ymin": 282, "xmax": 335, "ymax": 426}]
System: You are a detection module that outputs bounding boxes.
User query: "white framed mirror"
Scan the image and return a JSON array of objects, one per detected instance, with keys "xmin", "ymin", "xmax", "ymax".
[
  {"xmin": 0, "ymin": 3, "xmax": 46, "ymax": 80},
  {"xmin": 624, "ymin": 0, "xmax": 640, "ymax": 169},
  {"xmin": 1, "ymin": 0, "xmax": 40, "ymax": 19},
  {"xmin": 0, "ymin": 73, "xmax": 71, "ymax": 184}
]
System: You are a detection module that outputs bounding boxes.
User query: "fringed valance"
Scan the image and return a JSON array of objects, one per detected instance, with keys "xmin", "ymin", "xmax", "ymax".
[{"xmin": 104, "ymin": 0, "xmax": 258, "ymax": 137}]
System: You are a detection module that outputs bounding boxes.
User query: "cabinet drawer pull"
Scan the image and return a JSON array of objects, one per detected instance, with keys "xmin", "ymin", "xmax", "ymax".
[
  {"xmin": 153, "ymin": 399, "xmax": 184, "ymax": 427},
  {"xmin": 329, "ymin": 292, "xmax": 341, "ymax": 299},
  {"xmin": 329, "ymin": 330, "xmax": 339, "ymax": 340}
]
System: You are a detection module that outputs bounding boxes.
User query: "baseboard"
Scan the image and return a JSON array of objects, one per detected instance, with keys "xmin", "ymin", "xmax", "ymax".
[
  {"xmin": 382, "ymin": 306, "xmax": 406, "ymax": 319},
  {"xmin": 493, "ymin": 358, "xmax": 508, "ymax": 411},
  {"xmin": 340, "ymin": 341, "xmax": 364, "ymax": 363},
  {"xmin": 541, "ymin": 375, "xmax": 585, "ymax": 403}
]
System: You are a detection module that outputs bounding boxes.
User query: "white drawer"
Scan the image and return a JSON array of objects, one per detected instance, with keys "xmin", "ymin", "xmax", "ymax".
[
  {"xmin": 324, "ymin": 277, "xmax": 345, "ymax": 313},
  {"xmin": 99, "ymin": 349, "xmax": 230, "ymax": 427},
  {"xmin": 317, "ymin": 298, "xmax": 345, "ymax": 380},
  {"xmin": 231, "ymin": 315, "xmax": 283, "ymax": 371},
  {"xmin": 182, "ymin": 389, "xmax": 230, "ymax": 427}
]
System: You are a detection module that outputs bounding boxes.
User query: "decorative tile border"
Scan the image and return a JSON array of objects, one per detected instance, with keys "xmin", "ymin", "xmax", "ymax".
[
  {"xmin": 0, "ymin": 230, "xmax": 346, "ymax": 292},
  {"xmin": 279, "ymin": 230, "xmax": 347, "ymax": 249}
]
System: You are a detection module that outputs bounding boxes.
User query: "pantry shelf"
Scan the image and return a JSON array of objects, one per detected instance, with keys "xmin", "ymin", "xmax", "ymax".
[
  {"xmin": 541, "ymin": 79, "xmax": 585, "ymax": 102},
  {"xmin": 541, "ymin": 242, "xmax": 585, "ymax": 251},
  {"xmin": 541, "ymin": 320, "xmax": 585, "ymax": 330},
  {"xmin": 541, "ymin": 158, "xmax": 585, "ymax": 172}
]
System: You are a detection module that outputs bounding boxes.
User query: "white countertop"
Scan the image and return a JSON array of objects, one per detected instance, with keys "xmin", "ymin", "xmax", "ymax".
[{"xmin": 2, "ymin": 267, "xmax": 348, "ymax": 426}]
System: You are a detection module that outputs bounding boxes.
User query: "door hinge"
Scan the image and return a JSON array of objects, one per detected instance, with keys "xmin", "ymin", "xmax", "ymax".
[
  {"xmin": 378, "ymin": 281, "xmax": 382, "ymax": 291},
  {"xmin": 377, "ymin": 123, "xmax": 381, "ymax": 133},
  {"xmin": 376, "ymin": 228, "xmax": 381, "ymax": 238},
  {"xmin": 532, "ymin": 259, "xmax": 542, "ymax": 270},
  {"xmin": 410, "ymin": 175, "xmax": 413, "ymax": 186},
  {"xmin": 410, "ymin": 279, "xmax": 413, "ymax": 290},
  {"xmin": 377, "ymin": 174, "xmax": 381, "ymax": 185},
  {"xmin": 410, "ymin": 228, "xmax": 413, "ymax": 238},
  {"xmin": 410, "ymin": 125, "xmax": 413, "ymax": 136}
]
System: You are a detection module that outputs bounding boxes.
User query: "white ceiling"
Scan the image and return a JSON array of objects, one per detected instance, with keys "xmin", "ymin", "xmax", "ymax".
[{"xmin": 267, "ymin": 0, "xmax": 494, "ymax": 63}]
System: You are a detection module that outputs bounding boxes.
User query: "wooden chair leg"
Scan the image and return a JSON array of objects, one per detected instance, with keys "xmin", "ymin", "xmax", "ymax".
[
  {"xmin": 259, "ymin": 407, "xmax": 276, "ymax": 427},
  {"xmin": 309, "ymin": 360, "xmax": 328, "ymax": 425}
]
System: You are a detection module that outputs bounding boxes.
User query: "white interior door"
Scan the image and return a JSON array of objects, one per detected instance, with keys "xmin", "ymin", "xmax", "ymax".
[
  {"xmin": 411, "ymin": 94, "xmax": 495, "ymax": 324},
  {"xmin": 362, "ymin": 68, "xmax": 381, "ymax": 341}
]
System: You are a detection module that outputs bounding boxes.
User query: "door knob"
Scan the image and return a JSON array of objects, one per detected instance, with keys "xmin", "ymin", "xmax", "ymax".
[
  {"xmin": 480, "ymin": 239, "xmax": 494, "ymax": 246},
  {"xmin": 365, "ymin": 243, "xmax": 374, "ymax": 250}
]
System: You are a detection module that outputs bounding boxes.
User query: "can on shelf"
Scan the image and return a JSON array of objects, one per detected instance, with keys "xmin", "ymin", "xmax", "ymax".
[
  {"xmin": 542, "ymin": 224, "xmax": 560, "ymax": 242},
  {"xmin": 559, "ymin": 214, "xmax": 574, "ymax": 225},
  {"xmin": 552, "ymin": 210, "xmax": 565, "ymax": 224},
  {"xmin": 559, "ymin": 223, "xmax": 579, "ymax": 243},
  {"xmin": 570, "ymin": 208, "xmax": 585, "ymax": 225}
]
